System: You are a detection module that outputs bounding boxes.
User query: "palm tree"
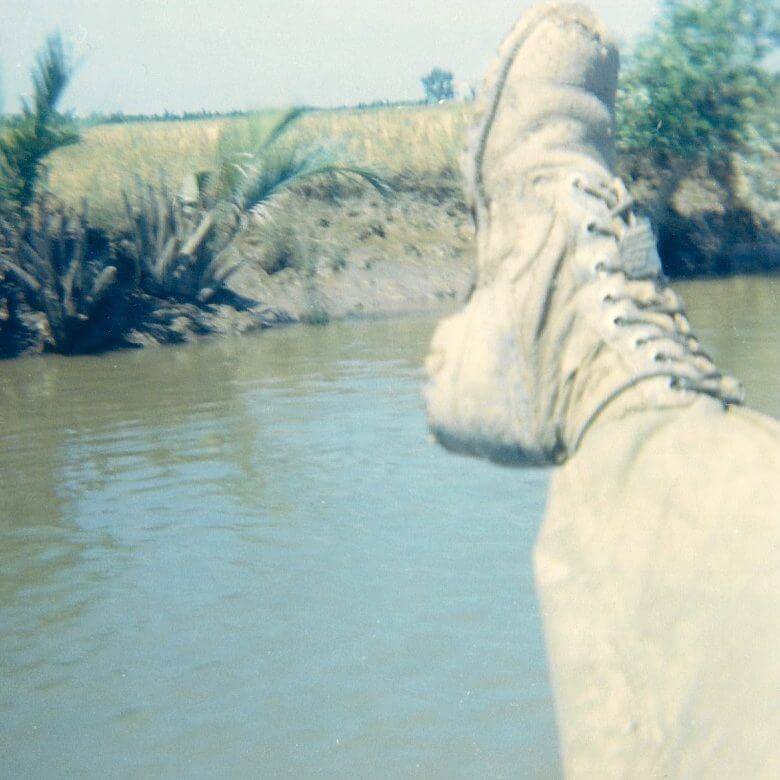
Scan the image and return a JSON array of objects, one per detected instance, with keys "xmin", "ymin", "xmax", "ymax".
[
  {"xmin": 123, "ymin": 108, "xmax": 389, "ymax": 303},
  {"xmin": 0, "ymin": 35, "xmax": 137, "ymax": 355},
  {"xmin": 215, "ymin": 108, "xmax": 388, "ymax": 215},
  {"xmin": 0, "ymin": 34, "xmax": 79, "ymax": 214}
]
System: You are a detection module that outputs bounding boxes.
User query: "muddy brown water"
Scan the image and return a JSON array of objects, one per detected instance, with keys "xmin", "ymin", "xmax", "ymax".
[{"xmin": 1, "ymin": 275, "xmax": 778, "ymax": 778}]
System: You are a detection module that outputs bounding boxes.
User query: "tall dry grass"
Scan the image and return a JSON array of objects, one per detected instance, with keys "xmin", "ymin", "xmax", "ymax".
[
  {"xmin": 46, "ymin": 119, "xmax": 224, "ymax": 226},
  {"xmin": 46, "ymin": 104, "xmax": 472, "ymax": 228}
]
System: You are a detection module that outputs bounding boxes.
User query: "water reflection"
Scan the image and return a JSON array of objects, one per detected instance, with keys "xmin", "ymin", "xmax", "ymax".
[{"xmin": 1, "ymin": 315, "xmax": 558, "ymax": 777}]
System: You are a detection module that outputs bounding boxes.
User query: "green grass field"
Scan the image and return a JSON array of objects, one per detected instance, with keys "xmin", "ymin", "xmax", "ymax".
[{"xmin": 46, "ymin": 104, "xmax": 471, "ymax": 228}]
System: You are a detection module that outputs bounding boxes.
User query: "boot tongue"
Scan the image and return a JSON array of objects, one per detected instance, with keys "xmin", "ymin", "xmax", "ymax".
[
  {"xmin": 551, "ymin": 177, "xmax": 746, "ymax": 454},
  {"xmin": 617, "ymin": 219, "xmax": 664, "ymax": 279}
]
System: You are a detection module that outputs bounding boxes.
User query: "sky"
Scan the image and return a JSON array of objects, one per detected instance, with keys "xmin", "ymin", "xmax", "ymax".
[{"xmin": 0, "ymin": 0, "xmax": 662, "ymax": 116}]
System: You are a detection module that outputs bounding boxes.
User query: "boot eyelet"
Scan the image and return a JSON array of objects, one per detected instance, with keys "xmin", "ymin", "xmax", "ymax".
[
  {"xmin": 602, "ymin": 294, "xmax": 614, "ymax": 304},
  {"xmin": 635, "ymin": 338, "xmax": 646, "ymax": 348},
  {"xmin": 613, "ymin": 316, "xmax": 625, "ymax": 326}
]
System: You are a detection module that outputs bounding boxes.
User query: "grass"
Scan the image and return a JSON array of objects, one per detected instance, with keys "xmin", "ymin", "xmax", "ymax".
[
  {"xmin": 46, "ymin": 119, "xmax": 224, "ymax": 226},
  {"xmin": 45, "ymin": 104, "xmax": 471, "ymax": 229},
  {"xmin": 37, "ymin": 99, "xmax": 780, "ymax": 283}
]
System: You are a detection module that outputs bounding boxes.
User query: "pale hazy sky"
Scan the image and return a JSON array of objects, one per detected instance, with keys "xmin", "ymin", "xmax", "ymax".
[{"xmin": 1, "ymin": 1, "xmax": 662, "ymax": 115}]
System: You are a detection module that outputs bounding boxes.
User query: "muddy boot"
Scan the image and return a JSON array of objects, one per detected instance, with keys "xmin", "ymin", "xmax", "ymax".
[{"xmin": 423, "ymin": 2, "xmax": 741, "ymax": 466}]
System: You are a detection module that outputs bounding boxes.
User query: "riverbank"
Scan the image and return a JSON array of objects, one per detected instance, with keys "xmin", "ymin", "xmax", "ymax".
[
  {"xmin": 3, "ymin": 105, "xmax": 778, "ymax": 359},
  {"xmin": 124, "ymin": 186, "xmax": 478, "ymax": 344},
  {"xmin": 44, "ymin": 105, "xmax": 778, "ymax": 277},
  {"xmin": 108, "ymin": 189, "xmax": 477, "ymax": 349},
  {"xmin": 149, "ymin": 166, "xmax": 779, "ymax": 338},
  {"xmin": 0, "ymin": 187, "xmax": 475, "ymax": 358},
  {"xmin": 4, "ymin": 178, "xmax": 779, "ymax": 360}
]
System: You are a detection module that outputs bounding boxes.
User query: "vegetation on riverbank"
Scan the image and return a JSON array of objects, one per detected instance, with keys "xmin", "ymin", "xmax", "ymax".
[
  {"xmin": 1, "ymin": 0, "xmax": 777, "ymax": 359},
  {"xmin": 0, "ymin": 44, "xmax": 388, "ymax": 357},
  {"xmin": 43, "ymin": 105, "xmax": 465, "ymax": 229},
  {"xmin": 616, "ymin": 0, "xmax": 779, "ymax": 275}
]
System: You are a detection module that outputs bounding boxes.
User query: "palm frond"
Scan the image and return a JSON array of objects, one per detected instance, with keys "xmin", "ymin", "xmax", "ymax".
[
  {"xmin": 122, "ymin": 185, "xmax": 243, "ymax": 302},
  {"xmin": 0, "ymin": 32, "xmax": 78, "ymax": 212},
  {"xmin": 238, "ymin": 145, "xmax": 391, "ymax": 213},
  {"xmin": 255, "ymin": 107, "xmax": 308, "ymax": 153},
  {"xmin": 214, "ymin": 109, "xmax": 308, "ymax": 201},
  {"xmin": 31, "ymin": 34, "xmax": 73, "ymax": 125}
]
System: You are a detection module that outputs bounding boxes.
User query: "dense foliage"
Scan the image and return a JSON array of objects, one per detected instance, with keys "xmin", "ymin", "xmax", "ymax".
[
  {"xmin": 0, "ymin": 200, "xmax": 137, "ymax": 353},
  {"xmin": 617, "ymin": 0, "xmax": 778, "ymax": 175}
]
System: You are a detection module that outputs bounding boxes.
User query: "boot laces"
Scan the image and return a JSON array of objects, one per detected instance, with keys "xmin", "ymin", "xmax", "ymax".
[{"xmin": 572, "ymin": 175, "xmax": 744, "ymax": 406}]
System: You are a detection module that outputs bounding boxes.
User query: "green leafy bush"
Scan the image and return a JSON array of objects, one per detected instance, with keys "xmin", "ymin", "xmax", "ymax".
[{"xmin": 617, "ymin": 0, "xmax": 778, "ymax": 175}]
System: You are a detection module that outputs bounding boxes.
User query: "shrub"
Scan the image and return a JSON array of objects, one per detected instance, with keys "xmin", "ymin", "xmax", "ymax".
[
  {"xmin": 617, "ymin": 0, "xmax": 778, "ymax": 178},
  {"xmin": 0, "ymin": 199, "xmax": 137, "ymax": 353},
  {"xmin": 122, "ymin": 180, "xmax": 242, "ymax": 303}
]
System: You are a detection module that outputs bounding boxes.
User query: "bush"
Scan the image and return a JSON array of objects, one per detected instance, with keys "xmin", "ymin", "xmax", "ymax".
[
  {"xmin": 617, "ymin": 0, "xmax": 778, "ymax": 177},
  {"xmin": 0, "ymin": 199, "xmax": 137, "ymax": 353},
  {"xmin": 122, "ymin": 180, "xmax": 242, "ymax": 303},
  {"xmin": 615, "ymin": 0, "xmax": 779, "ymax": 275}
]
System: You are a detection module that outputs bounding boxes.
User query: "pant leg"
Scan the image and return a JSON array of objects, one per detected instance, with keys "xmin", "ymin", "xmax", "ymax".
[{"xmin": 534, "ymin": 401, "xmax": 780, "ymax": 778}]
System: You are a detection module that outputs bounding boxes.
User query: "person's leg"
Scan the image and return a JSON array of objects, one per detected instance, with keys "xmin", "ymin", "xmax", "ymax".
[
  {"xmin": 423, "ymin": 2, "xmax": 780, "ymax": 774},
  {"xmin": 537, "ymin": 401, "xmax": 780, "ymax": 776}
]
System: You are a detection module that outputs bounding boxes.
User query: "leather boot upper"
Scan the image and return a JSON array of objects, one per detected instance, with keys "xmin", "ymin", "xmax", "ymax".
[{"xmin": 424, "ymin": 2, "xmax": 742, "ymax": 466}]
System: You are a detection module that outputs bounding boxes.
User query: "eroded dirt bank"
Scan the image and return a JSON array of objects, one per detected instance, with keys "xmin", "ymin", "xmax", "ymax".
[{"xmin": 4, "ymin": 169, "xmax": 778, "ymax": 359}]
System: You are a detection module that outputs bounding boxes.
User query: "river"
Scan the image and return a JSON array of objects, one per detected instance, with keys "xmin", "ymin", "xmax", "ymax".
[{"xmin": 1, "ymin": 275, "xmax": 778, "ymax": 778}]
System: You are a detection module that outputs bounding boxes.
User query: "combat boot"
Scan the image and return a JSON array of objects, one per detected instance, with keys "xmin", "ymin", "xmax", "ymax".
[{"xmin": 424, "ymin": 2, "xmax": 742, "ymax": 465}]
